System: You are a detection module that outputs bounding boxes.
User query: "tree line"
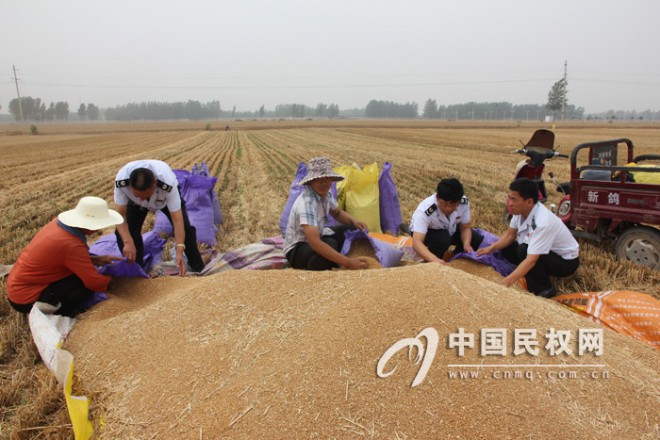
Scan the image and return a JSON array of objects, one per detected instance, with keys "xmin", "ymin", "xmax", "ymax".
[
  {"xmin": 6, "ymin": 96, "xmax": 658, "ymax": 123},
  {"xmin": 8, "ymin": 97, "xmax": 70, "ymax": 121},
  {"xmin": 365, "ymin": 100, "xmax": 419, "ymax": 118},
  {"xmin": 421, "ymin": 100, "xmax": 585, "ymax": 121}
]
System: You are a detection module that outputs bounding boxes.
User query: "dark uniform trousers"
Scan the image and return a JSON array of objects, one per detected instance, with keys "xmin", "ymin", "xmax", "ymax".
[
  {"xmin": 501, "ymin": 242, "xmax": 579, "ymax": 295},
  {"xmin": 116, "ymin": 196, "xmax": 205, "ymax": 272},
  {"xmin": 8, "ymin": 274, "xmax": 92, "ymax": 317},
  {"xmin": 424, "ymin": 228, "xmax": 484, "ymax": 259},
  {"xmin": 286, "ymin": 225, "xmax": 353, "ymax": 271}
]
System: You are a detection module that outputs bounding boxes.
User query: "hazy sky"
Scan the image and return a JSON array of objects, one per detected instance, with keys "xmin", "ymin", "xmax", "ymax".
[{"xmin": 3, "ymin": 0, "xmax": 659, "ymax": 114}]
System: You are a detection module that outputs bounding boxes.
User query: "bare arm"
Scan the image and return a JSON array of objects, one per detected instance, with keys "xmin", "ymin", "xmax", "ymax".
[
  {"xmin": 330, "ymin": 207, "xmax": 368, "ymax": 231},
  {"xmin": 169, "ymin": 209, "xmax": 187, "ymax": 277},
  {"xmin": 501, "ymin": 254, "xmax": 540, "ymax": 288},
  {"xmin": 477, "ymin": 228, "xmax": 517, "ymax": 256},
  {"xmin": 412, "ymin": 231, "xmax": 446, "ymax": 264},
  {"xmin": 302, "ymin": 224, "xmax": 367, "ymax": 270},
  {"xmin": 114, "ymin": 203, "xmax": 137, "ymax": 262},
  {"xmin": 459, "ymin": 222, "xmax": 474, "ymax": 253}
]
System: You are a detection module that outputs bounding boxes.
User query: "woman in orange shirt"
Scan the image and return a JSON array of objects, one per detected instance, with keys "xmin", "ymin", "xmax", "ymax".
[{"xmin": 7, "ymin": 197, "xmax": 123, "ymax": 317}]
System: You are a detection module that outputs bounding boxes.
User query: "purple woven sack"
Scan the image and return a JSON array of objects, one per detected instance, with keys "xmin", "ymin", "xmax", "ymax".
[
  {"xmin": 184, "ymin": 174, "xmax": 219, "ymax": 245},
  {"xmin": 378, "ymin": 162, "xmax": 402, "ymax": 235},
  {"xmin": 279, "ymin": 163, "xmax": 308, "ymax": 235},
  {"xmin": 451, "ymin": 228, "xmax": 516, "ymax": 276},
  {"xmin": 89, "ymin": 231, "xmax": 166, "ymax": 275},
  {"xmin": 153, "ymin": 167, "xmax": 219, "ymax": 245},
  {"xmin": 193, "ymin": 163, "xmax": 223, "ymax": 225},
  {"xmin": 341, "ymin": 229, "xmax": 403, "ymax": 268}
]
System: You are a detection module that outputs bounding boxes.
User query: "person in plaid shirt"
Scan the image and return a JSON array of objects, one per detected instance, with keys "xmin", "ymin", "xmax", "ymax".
[{"xmin": 284, "ymin": 157, "xmax": 368, "ymax": 271}]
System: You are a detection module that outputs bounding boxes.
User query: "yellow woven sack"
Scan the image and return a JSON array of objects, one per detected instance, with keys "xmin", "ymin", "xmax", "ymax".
[
  {"xmin": 625, "ymin": 162, "xmax": 660, "ymax": 184},
  {"xmin": 334, "ymin": 163, "xmax": 382, "ymax": 233}
]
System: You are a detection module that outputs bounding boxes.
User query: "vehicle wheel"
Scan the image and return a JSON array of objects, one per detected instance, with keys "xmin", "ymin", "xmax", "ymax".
[{"xmin": 615, "ymin": 226, "xmax": 660, "ymax": 270}]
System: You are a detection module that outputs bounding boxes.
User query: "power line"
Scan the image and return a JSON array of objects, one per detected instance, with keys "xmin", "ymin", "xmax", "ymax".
[{"xmin": 23, "ymin": 78, "xmax": 558, "ymax": 91}]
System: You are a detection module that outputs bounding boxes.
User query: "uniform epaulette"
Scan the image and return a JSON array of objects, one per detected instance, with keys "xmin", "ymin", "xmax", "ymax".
[
  {"xmin": 115, "ymin": 179, "xmax": 130, "ymax": 188},
  {"xmin": 157, "ymin": 180, "xmax": 173, "ymax": 192},
  {"xmin": 460, "ymin": 195, "xmax": 468, "ymax": 205},
  {"xmin": 425, "ymin": 204, "xmax": 437, "ymax": 216}
]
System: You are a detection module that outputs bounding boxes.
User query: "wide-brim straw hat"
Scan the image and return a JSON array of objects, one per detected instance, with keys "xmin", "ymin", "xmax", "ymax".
[
  {"xmin": 299, "ymin": 157, "xmax": 345, "ymax": 185},
  {"xmin": 58, "ymin": 196, "xmax": 124, "ymax": 230}
]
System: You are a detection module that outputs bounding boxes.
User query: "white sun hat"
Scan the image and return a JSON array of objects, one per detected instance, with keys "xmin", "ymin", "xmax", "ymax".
[
  {"xmin": 299, "ymin": 157, "xmax": 345, "ymax": 185},
  {"xmin": 58, "ymin": 197, "xmax": 124, "ymax": 230}
]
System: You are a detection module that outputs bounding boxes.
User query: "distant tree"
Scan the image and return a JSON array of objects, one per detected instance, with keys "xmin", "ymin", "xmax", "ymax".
[
  {"xmin": 78, "ymin": 103, "xmax": 87, "ymax": 121},
  {"xmin": 185, "ymin": 100, "xmax": 204, "ymax": 120},
  {"xmin": 231, "ymin": 105, "xmax": 236, "ymax": 118},
  {"xmin": 87, "ymin": 103, "xmax": 100, "ymax": 121},
  {"xmin": 204, "ymin": 100, "xmax": 221, "ymax": 118},
  {"xmin": 328, "ymin": 104, "xmax": 339, "ymax": 118},
  {"xmin": 54, "ymin": 102, "xmax": 69, "ymax": 120},
  {"xmin": 45, "ymin": 102, "xmax": 55, "ymax": 121},
  {"xmin": 365, "ymin": 100, "xmax": 418, "ymax": 118},
  {"xmin": 546, "ymin": 78, "xmax": 567, "ymax": 119},
  {"xmin": 315, "ymin": 103, "xmax": 328, "ymax": 117},
  {"xmin": 9, "ymin": 97, "xmax": 46, "ymax": 121},
  {"xmin": 259, "ymin": 105, "xmax": 265, "ymax": 118},
  {"xmin": 423, "ymin": 99, "xmax": 438, "ymax": 119}
]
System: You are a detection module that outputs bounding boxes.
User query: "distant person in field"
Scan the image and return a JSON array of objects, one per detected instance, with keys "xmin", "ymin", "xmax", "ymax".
[
  {"xmin": 114, "ymin": 160, "xmax": 205, "ymax": 276},
  {"xmin": 6, "ymin": 197, "xmax": 124, "ymax": 317},
  {"xmin": 284, "ymin": 157, "xmax": 369, "ymax": 271},
  {"xmin": 477, "ymin": 178, "xmax": 579, "ymax": 298},
  {"xmin": 409, "ymin": 178, "xmax": 484, "ymax": 264}
]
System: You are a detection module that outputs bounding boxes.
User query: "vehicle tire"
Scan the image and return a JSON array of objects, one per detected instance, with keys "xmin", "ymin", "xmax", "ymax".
[{"xmin": 614, "ymin": 226, "xmax": 660, "ymax": 270}]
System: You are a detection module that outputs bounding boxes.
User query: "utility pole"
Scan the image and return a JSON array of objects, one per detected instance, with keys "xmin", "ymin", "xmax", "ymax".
[
  {"xmin": 561, "ymin": 60, "xmax": 567, "ymax": 121},
  {"xmin": 12, "ymin": 65, "xmax": 24, "ymax": 122}
]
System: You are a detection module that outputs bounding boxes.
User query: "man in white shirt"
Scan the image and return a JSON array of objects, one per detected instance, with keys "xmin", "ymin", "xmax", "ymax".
[
  {"xmin": 114, "ymin": 159, "xmax": 205, "ymax": 276},
  {"xmin": 478, "ymin": 178, "xmax": 579, "ymax": 297},
  {"xmin": 410, "ymin": 178, "xmax": 483, "ymax": 264}
]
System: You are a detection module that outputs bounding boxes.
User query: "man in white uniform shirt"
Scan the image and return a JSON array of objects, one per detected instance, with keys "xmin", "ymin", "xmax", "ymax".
[
  {"xmin": 478, "ymin": 178, "xmax": 579, "ymax": 297},
  {"xmin": 114, "ymin": 159, "xmax": 205, "ymax": 276},
  {"xmin": 410, "ymin": 178, "xmax": 484, "ymax": 264}
]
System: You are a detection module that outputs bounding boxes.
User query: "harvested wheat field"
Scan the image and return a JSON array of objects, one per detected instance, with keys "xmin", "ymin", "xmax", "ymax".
[
  {"xmin": 1, "ymin": 120, "xmax": 659, "ymax": 438},
  {"xmin": 65, "ymin": 265, "xmax": 658, "ymax": 439}
]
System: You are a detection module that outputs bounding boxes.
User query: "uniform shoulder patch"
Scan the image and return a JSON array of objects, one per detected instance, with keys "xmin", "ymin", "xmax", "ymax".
[
  {"xmin": 156, "ymin": 179, "xmax": 173, "ymax": 192},
  {"xmin": 425, "ymin": 204, "xmax": 437, "ymax": 216},
  {"xmin": 460, "ymin": 195, "xmax": 469, "ymax": 205},
  {"xmin": 115, "ymin": 179, "xmax": 130, "ymax": 188}
]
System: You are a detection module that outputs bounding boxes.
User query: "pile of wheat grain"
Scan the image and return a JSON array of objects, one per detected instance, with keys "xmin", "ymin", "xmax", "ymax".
[{"xmin": 64, "ymin": 265, "xmax": 659, "ymax": 439}]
